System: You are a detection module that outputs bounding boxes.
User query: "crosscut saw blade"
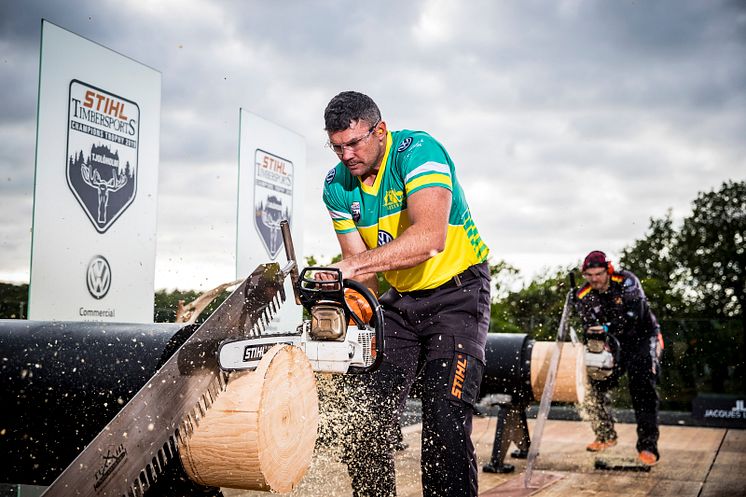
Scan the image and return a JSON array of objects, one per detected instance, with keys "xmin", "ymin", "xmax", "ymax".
[{"xmin": 40, "ymin": 263, "xmax": 288, "ymax": 497}]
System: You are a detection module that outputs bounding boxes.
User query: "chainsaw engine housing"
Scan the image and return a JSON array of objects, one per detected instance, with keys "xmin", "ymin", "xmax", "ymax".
[
  {"xmin": 310, "ymin": 303, "xmax": 347, "ymax": 341},
  {"xmin": 585, "ymin": 348, "xmax": 615, "ymax": 380}
]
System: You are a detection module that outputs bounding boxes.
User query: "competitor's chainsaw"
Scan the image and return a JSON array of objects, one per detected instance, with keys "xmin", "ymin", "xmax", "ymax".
[
  {"xmin": 584, "ymin": 324, "xmax": 619, "ymax": 381},
  {"xmin": 217, "ymin": 266, "xmax": 384, "ymax": 374},
  {"xmin": 39, "ymin": 221, "xmax": 383, "ymax": 497}
]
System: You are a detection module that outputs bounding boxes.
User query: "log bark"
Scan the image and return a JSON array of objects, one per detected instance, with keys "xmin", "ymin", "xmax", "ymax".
[
  {"xmin": 530, "ymin": 341, "xmax": 586, "ymax": 404},
  {"xmin": 179, "ymin": 344, "xmax": 318, "ymax": 492}
]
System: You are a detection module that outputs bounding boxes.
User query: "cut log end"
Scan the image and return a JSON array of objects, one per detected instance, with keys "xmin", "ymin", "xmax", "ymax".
[
  {"xmin": 530, "ymin": 341, "xmax": 586, "ymax": 404},
  {"xmin": 179, "ymin": 344, "xmax": 319, "ymax": 492}
]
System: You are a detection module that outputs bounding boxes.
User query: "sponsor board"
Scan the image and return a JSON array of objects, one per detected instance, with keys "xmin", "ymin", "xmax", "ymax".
[
  {"xmin": 692, "ymin": 395, "xmax": 746, "ymax": 427},
  {"xmin": 28, "ymin": 21, "xmax": 160, "ymax": 323},
  {"xmin": 237, "ymin": 110, "xmax": 304, "ymax": 334}
]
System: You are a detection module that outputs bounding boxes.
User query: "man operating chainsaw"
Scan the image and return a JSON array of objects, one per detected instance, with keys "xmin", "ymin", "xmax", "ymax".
[
  {"xmin": 574, "ymin": 250, "xmax": 663, "ymax": 467},
  {"xmin": 319, "ymin": 91, "xmax": 491, "ymax": 497}
]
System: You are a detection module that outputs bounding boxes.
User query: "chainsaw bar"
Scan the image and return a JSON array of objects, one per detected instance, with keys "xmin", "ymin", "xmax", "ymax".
[{"xmin": 40, "ymin": 263, "xmax": 288, "ymax": 497}]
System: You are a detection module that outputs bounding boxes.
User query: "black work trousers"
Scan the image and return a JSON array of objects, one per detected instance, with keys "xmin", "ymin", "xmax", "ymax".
[
  {"xmin": 585, "ymin": 335, "xmax": 660, "ymax": 456},
  {"xmin": 342, "ymin": 263, "xmax": 491, "ymax": 497}
]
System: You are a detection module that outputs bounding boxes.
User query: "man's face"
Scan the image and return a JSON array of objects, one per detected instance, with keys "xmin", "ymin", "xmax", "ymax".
[
  {"xmin": 327, "ymin": 119, "xmax": 386, "ymax": 179},
  {"xmin": 582, "ymin": 267, "xmax": 610, "ymax": 292}
]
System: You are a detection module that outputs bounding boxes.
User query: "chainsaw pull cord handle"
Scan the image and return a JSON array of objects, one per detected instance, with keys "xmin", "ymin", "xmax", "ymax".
[{"xmin": 343, "ymin": 279, "xmax": 385, "ymax": 374}]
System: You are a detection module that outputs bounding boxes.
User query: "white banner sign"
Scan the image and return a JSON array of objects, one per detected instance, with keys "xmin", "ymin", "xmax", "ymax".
[
  {"xmin": 237, "ymin": 110, "xmax": 305, "ymax": 333},
  {"xmin": 28, "ymin": 21, "xmax": 161, "ymax": 323}
]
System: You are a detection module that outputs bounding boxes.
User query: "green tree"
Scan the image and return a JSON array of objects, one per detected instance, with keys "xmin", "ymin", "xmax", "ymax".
[
  {"xmin": 0, "ymin": 282, "xmax": 28, "ymax": 319},
  {"xmin": 675, "ymin": 180, "xmax": 745, "ymax": 322},
  {"xmin": 153, "ymin": 288, "xmax": 230, "ymax": 323},
  {"xmin": 489, "ymin": 259, "xmax": 521, "ymax": 301},
  {"xmin": 616, "ymin": 181, "xmax": 745, "ymax": 396},
  {"xmin": 675, "ymin": 180, "xmax": 745, "ymax": 386},
  {"xmin": 488, "ymin": 260, "xmax": 523, "ymax": 333},
  {"xmin": 620, "ymin": 210, "xmax": 686, "ymax": 319},
  {"xmin": 492, "ymin": 266, "xmax": 576, "ymax": 340}
]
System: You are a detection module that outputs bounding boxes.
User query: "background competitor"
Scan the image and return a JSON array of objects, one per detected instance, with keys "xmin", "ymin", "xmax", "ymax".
[{"xmin": 574, "ymin": 250, "xmax": 663, "ymax": 466}]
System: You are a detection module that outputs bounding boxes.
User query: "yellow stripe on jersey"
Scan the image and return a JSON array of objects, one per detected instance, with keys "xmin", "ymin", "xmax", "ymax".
[
  {"xmin": 328, "ymin": 208, "xmax": 355, "ymax": 233},
  {"xmin": 355, "ymin": 210, "xmax": 409, "ymax": 250},
  {"xmin": 332, "ymin": 218, "xmax": 356, "ymax": 233},
  {"xmin": 405, "ymin": 172, "xmax": 452, "ymax": 194}
]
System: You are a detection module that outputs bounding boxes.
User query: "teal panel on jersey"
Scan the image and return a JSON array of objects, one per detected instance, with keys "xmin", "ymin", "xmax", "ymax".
[{"xmin": 323, "ymin": 130, "xmax": 489, "ymax": 292}]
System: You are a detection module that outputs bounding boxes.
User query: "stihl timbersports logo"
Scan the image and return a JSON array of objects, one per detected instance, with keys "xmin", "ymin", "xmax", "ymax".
[
  {"xmin": 254, "ymin": 149, "xmax": 293, "ymax": 259},
  {"xmin": 66, "ymin": 80, "xmax": 139, "ymax": 233}
]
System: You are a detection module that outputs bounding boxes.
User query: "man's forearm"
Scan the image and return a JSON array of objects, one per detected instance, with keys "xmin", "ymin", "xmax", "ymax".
[
  {"xmin": 339, "ymin": 223, "xmax": 444, "ymax": 280},
  {"xmin": 354, "ymin": 273, "xmax": 379, "ymax": 295}
]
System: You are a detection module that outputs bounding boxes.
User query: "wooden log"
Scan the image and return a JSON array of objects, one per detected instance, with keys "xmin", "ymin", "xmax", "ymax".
[
  {"xmin": 179, "ymin": 344, "xmax": 319, "ymax": 492},
  {"xmin": 530, "ymin": 341, "xmax": 586, "ymax": 404}
]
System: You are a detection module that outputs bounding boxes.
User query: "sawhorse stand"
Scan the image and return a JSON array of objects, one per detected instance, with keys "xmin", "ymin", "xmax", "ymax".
[{"xmin": 482, "ymin": 396, "xmax": 531, "ymax": 474}]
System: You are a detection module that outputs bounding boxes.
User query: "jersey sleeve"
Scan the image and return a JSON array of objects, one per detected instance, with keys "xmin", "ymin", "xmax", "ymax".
[
  {"xmin": 322, "ymin": 166, "xmax": 356, "ymax": 234},
  {"xmin": 398, "ymin": 133, "xmax": 454, "ymax": 196}
]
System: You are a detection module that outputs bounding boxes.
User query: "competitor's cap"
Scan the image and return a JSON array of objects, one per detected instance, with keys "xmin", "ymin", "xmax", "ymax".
[{"xmin": 582, "ymin": 251, "xmax": 608, "ymax": 271}]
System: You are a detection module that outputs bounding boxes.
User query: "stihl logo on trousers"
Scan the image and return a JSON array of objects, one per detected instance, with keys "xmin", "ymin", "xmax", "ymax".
[{"xmin": 451, "ymin": 354, "xmax": 468, "ymax": 399}]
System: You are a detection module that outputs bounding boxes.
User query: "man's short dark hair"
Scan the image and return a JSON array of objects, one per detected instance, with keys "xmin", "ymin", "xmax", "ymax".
[{"xmin": 324, "ymin": 91, "xmax": 381, "ymax": 132}]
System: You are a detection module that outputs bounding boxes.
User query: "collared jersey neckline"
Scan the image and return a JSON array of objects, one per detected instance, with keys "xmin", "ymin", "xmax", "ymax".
[{"xmin": 358, "ymin": 132, "xmax": 392, "ymax": 197}]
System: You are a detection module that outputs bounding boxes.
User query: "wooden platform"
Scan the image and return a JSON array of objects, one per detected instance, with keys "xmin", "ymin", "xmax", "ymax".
[{"xmin": 225, "ymin": 417, "xmax": 746, "ymax": 497}]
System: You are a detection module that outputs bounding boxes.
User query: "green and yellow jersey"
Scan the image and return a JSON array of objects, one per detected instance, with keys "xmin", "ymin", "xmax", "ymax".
[{"xmin": 323, "ymin": 130, "xmax": 489, "ymax": 292}]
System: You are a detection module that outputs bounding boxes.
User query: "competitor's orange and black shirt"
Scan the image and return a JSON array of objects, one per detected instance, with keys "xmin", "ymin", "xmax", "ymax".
[{"xmin": 575, "ymin": 269, "xmax": 660, "ymax": 341}]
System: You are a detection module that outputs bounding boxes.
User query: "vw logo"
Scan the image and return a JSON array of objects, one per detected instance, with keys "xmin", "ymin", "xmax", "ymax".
[
  {"xmin": 378, "ymin": 230, "xmax": 394, "ymax": 246},
  {"xmin": 86, "ymin": 255, "xmax": 111, "ymax": 299},
  {"xmin": 397, "ymin": 137, "xmax": 413, "ymax": 153}
]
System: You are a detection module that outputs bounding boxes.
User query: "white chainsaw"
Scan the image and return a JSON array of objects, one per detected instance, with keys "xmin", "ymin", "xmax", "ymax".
[{"xmin": 217, "ymin": 265, "xmax": 384, "ymax": 374}]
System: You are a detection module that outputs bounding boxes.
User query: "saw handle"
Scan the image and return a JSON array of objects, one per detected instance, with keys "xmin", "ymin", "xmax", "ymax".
[{"xmin": 298, "ymin": 267, "xmax": 346, "ymax": 308}]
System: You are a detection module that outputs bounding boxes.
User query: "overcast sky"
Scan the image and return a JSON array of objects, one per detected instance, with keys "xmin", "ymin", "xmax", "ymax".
[{"xmin": 1, "ymin": 0, "xmax": 744, "ymax": 291}]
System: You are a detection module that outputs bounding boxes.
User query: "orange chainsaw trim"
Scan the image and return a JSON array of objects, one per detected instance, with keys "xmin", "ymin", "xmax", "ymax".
[{"xmin": 344, "ymin": 288, "xmax": 374, "ymax": 325}]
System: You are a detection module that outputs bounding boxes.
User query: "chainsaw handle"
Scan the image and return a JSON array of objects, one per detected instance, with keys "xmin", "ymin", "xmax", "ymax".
[
  {"xmin": 343, "ymin": 279, "xmax": 384, "ymax": 374},
  {"xmin": 297, "ymin": 266, "xmax": 345, "ymax": 308}
]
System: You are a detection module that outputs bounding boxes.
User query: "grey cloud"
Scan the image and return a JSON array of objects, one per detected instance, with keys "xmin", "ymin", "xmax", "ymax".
[{"xmin": 1, "ymin": 0, "xmax": 745, "ymax": 287}]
